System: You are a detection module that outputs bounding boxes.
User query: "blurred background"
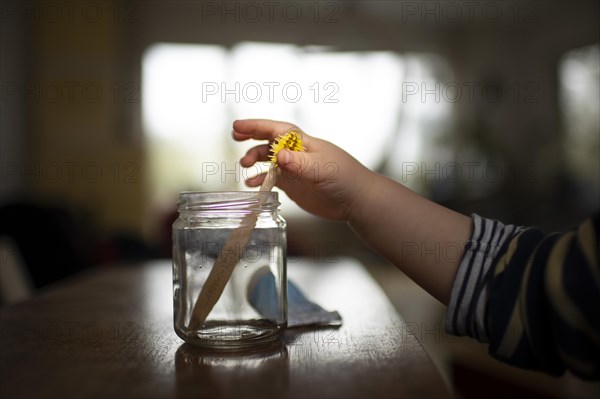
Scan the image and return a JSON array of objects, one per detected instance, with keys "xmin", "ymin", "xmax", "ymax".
[{"xmin": 1, "ymin": 1, "xmax": 598, "ymax": 397}]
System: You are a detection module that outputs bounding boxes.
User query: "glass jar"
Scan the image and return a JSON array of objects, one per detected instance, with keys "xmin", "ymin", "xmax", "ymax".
[{"xmin": 172, "ymin": 191, "xmax": 287, "ymax": 349}]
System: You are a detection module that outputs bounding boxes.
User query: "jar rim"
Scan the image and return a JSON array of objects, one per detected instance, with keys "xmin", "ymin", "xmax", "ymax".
[{"xmin": 177, "ymin": 191, "xmax": 280, "ymax": 212}]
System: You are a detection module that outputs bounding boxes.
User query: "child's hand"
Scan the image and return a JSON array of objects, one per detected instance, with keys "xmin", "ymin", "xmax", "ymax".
[
  {"xmin": 233, "ymin": 119, "xmax": 373, "ymax": 221},
  {"xmin": 234, "ymin": 118, "xmax": 472, "ymax": 305}
]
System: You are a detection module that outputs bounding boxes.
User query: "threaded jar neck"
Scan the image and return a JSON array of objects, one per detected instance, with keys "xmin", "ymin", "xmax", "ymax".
[{"xmin": 177, "ymin": 191, "xmax": 280, "ymax": 214}]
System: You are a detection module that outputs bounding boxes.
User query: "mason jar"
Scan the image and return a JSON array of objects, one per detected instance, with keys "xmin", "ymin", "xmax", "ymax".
[{"xmin": 172, "ymin": 191, "xmax": 287, "ymax": 349}]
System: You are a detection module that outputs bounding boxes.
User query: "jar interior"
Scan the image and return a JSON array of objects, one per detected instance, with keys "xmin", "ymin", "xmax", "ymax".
[{"xmin": 173, "ymin": 191, "xmax": 286, "ymax": 349}]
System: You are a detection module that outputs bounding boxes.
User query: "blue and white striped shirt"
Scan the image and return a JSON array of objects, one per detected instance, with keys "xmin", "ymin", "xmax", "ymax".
[{"xmin": 445, "ymin": 213, "xmax": 600, "ymax": 379}]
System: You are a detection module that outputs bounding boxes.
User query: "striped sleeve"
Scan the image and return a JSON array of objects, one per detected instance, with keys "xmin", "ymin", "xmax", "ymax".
[
  {"xmin": 445, "ymin": 214, "xmax": 522, "ymax": 341},
  {"xmin": 445, "ymin": 213, "xmax": 600, "ymax": 379}
]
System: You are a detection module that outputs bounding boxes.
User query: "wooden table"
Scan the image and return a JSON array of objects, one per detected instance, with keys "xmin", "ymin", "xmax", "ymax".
[{"xmin": 0, "ymin": 258, "xmax": 451, "ymax": 398}]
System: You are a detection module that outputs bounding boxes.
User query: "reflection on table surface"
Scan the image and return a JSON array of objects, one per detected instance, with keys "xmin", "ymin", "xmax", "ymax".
[{"xmin": 0, "ymin": 258, "xmax": 450, "ymax": 399}]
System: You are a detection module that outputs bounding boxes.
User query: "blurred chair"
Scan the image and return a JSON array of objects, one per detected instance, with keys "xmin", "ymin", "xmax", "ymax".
[{"xmin": 0, "ymin": 202, "xmax": 90, "ymax": 301}]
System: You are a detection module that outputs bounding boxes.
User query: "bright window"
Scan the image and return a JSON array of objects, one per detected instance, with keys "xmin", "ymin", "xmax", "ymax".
[
  {"xmin": 142, "ymin": 42, "xmax": 452, "ymax": 215},
  {"xmin": 559, "ymin": 43, "xmax": 600, "ymax": 210}
]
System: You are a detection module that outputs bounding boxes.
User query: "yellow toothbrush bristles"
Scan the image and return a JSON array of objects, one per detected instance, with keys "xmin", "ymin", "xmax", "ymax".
[{"xmin": 269, "ymin": 130, "xmax": 305, "ymax": 167}]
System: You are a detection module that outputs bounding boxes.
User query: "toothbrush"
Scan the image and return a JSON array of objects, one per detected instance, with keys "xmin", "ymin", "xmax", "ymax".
[{"xmin": 188, "ymin": 129, "xmax": 305, "ymax": 331}]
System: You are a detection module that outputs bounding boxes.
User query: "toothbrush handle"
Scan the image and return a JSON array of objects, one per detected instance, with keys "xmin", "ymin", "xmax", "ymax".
[
  {"xmin": 259, "ymin": 165, "xmax": 278, "ymax": 192},
  {"xmin": 188, "ymin": 213, "xmax": 258, "ymax": 330},
  {"xmin": 187, "ymin": 165, "xmax": 278, "ymax": 330}
]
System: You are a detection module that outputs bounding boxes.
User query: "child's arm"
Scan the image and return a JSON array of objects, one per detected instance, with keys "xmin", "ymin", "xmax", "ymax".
[
  {"xmin": 234, "ymin": 119, "xmax": 600, "ymax": 379},
  {"xmin": 233, "ymin": 119, "xmax": 472, "ymax": 304}
]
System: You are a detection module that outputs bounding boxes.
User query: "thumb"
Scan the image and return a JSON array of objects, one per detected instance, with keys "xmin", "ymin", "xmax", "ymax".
[{"xmin": 277, "ymin": 149, "xmax": 312, "ymax": 181}]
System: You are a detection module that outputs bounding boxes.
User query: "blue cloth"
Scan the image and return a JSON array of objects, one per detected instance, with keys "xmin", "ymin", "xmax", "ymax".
[{"xmin": 248, "ymin": 268, "xmax": 342, "ymax": 328}]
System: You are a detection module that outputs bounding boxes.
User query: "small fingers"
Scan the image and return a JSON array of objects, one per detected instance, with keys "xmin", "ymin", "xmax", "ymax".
[
  {"xmin": 245, "ymin": 172, "xmax": 266, "ymax": 187},
  {"xmin": 233, "ymin": 119, "xmax": 313, "ymax": 148},
  {"xmin": 233, "ymin": 119, "xmax": 296, "ymax": 141},
  {"xmin": 240, "ymin": 144, "xmax": 271, "ymax": 167},
  {"xmin": 232, "ymin": 130, "xmax": 255, "ymax": 142}
]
